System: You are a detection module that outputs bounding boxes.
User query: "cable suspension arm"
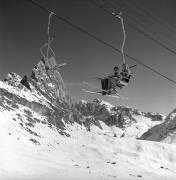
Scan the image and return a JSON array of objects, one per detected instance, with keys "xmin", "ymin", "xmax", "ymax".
[{"xmin": 112, "ymin": 12, "xmax": 126, "ymax": 64}]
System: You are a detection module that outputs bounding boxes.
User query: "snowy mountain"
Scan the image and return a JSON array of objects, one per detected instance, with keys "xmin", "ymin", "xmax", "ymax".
[
  {"xmin": 1, "ymin": 57, "xmax": 73, "ymax": 135},
  {"xmin": 1, "ymin": 57, "xmax": 176, "ymax": 179},
  {"xmin": 140, "ymin": 108, "xmax": 176, "ymax": 144},
  {"xmin": 74, "ymin": 98, "xmax": 164, "ymax": 138}
]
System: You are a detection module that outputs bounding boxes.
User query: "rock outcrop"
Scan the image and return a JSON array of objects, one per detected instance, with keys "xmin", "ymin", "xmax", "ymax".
[
  {"xmin": 140, "ymin": 108, "xmax": 176, "ymax": 144},
  {"xmin": 0, "ymin": 57, "xmax": 73, "ymax": 135},
  {"xmin": 73, "ymin": 98, "xmax": 164, "ymax": 138},
  {"xmin": 30, "ymin": 57, "xmax": 71, "ymax": 107}
]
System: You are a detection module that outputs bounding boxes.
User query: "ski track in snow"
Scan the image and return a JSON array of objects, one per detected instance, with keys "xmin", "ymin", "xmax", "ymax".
[{"xmin": 0, "ymin": 105, "xmax": 176, "ymax": 180}]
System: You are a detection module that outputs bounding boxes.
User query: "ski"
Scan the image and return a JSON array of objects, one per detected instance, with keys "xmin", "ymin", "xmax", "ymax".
[{"xmin": 82, "ymin": 89, "xmax": 128, "ymax": 99}]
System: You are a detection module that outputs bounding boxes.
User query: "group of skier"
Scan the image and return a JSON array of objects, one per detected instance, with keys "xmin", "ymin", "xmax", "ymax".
[
  {"xmin": 101, "ymin": 63, "xmax": 131, "ymax": 95},
  {"xmin": 113, "ymin": 63, "xmax": 131, "ymax": 83}
]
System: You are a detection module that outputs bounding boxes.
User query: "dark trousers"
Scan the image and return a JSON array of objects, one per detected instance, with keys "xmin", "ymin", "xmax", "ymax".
[{"xmin": 101, "ymin": 78, "xmax": 110, "ymax": 90}]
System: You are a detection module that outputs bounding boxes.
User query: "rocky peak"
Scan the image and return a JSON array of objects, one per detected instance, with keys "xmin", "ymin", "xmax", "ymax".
[
  {"xmin": 74, "ymin": 99, "xmax": 164, "ymax": 135},
  {"xmin": 0, "ymin": 56, "xmax": 73, "ymax": 136},
  {"xmin": 4, "ymin": 72, "xmax": 22, "ymax": 86},
  {"xmin": 140, "ymin": 108, "xmax": 176, "ymax": 143},
  {"xmin": 165, "ymin": 108, "xmax": 176, "ymax": 121},
  {"xmin": 30, "ymin": 56, "xmax": 72, "ymax": 107}
]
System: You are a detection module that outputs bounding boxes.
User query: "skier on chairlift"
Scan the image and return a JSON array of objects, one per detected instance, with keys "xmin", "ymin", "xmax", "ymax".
[
  {"xmin": 83, "ymin": 12, "xmax": 134, "ymax": 97},
  {"xmin": 121, "ymin": 63, "xmax": 131, "ymax": 83},
  {"xmin": 113, "ymin": 66, "xmax": 121, "ymax": 78},
  {"xmin": 105, "ymin": 66, "xmax": 121, "ymax": 94}
]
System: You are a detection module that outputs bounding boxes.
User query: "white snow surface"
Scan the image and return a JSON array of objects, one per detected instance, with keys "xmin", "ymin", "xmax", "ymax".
[
  {"xmin": 0, "ymin": 106, "xmax": 176, "ymax": 180},
  {"xmin": 0, "ymin": 81, "xmax": 51, "ymax": 109}
]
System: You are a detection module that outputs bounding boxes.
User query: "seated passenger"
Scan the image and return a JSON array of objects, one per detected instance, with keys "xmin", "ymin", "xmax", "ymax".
[
  {"xmin": 113, "ymin": 66, "xmax": 121, "ymax": 78},
  {"xmin": 121, "ymin": 63, "xmax": 131, "ymax": 83}
]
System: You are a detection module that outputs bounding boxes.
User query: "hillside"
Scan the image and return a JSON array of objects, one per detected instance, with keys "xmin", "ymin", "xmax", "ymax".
[
  {"xmin": 74, "ymin": 98, "xmax": 164, "ymax": 138},
  {"xmin": 140, "ymin": 108, "xmax": 176, "ymax": 144},
  {"xmin": 0, "ymin": 57, "xmax": 176, "ymax": 180},
  {"xmin": 1, "ymin": 104, "xmax": 176, "ymax": 180}
]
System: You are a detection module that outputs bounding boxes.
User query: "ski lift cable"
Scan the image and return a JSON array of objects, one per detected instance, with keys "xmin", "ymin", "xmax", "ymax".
[
  {"xmin": 26, "ymin": 0, "xmax": 176, "ymax": 85},
  {"xmin": 114, "ymin": 0, "xmax": 176, "ymax": 51},
  {"xmin": 132, "ymin": 0, "xmax": 176, "ymax": 33},
  {"xmin": 113, "ymin": 0, "xmax": 176, "ymax": 37},
  {"xmin": 112, "ymin": 12, "xmax": 126, "ymax": 64},
  {"xmin": 90, "ymin": 0, "xmax": 176, "ymax": 57}
]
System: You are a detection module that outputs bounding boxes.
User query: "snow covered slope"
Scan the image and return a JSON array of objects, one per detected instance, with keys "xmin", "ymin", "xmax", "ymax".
[
  {"xmin": 141, "ymin": 108, "xmax": 176, "ymax": 144},
  {"xmin": 0, "ymin": 57, "xmax": 176, "ymax": 179},
  {"xmin": 1, "ymin": 105, "xmax": 176, "ymax": 180}
]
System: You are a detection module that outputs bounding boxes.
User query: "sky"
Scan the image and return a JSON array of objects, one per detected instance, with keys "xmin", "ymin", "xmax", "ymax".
[{"xmin": 1, "ymin": 0, "xmax": 176, "ymax": 115}]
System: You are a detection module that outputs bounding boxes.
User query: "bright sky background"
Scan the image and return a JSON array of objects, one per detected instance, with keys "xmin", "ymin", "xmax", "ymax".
[{"xmin": 1, "ymin": 0, "xmax": 176, "ymax": 115}]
